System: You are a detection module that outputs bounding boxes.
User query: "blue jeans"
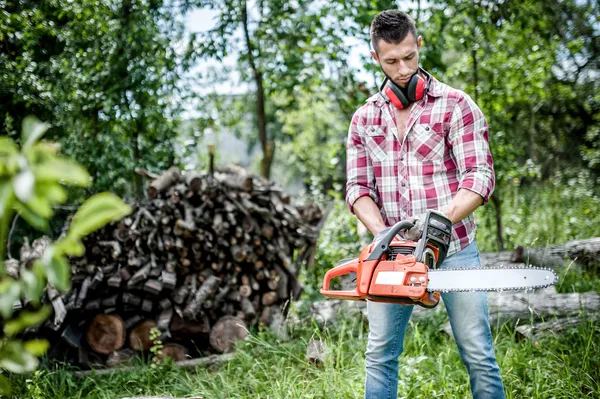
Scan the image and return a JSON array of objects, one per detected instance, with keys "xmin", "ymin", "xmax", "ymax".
[{"xmin": 364, "ymin": 240, "xmax": 505, "ymax": 399}]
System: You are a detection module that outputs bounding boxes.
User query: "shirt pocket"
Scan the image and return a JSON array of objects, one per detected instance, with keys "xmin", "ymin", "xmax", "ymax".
[
  {"xmin": 364, "ymin": 126, "xmax": 389, "ymax": 163},
  {"xmin": 411, "ymin": 124, "xmax": 445, "ymax": 162}
]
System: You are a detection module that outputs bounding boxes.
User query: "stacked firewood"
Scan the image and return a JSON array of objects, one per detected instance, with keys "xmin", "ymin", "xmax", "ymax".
[{"xmin": 25, "ymin": 165, "xmax": 324, "ymax": 367}]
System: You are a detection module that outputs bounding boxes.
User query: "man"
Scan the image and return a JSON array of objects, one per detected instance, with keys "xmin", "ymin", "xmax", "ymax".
[{"xmin": 345, "ymin": 10, "xmax": 505, "ymax": 399}]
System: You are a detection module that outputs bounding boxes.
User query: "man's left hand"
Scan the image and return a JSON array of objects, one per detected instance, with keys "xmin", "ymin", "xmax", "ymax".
[{"xmin": 402, "ymin": 210, "xmax": 447, "ymax": 241}]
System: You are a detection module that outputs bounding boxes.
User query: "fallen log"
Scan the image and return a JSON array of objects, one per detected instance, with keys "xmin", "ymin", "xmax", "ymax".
[
  {"xmin": 511, "ymin": 237, "xmax": 600, "ymax": 272},
  {"xmin": 73, "ymin": 353, "xmax": 235, "ymax": 377},
  {"xmin": 441, "ymin": 286, "xmax": 600, "ymax": 338},
  {"xmin": 515, "ymin": 314, "xmax": 599, "ymax": 341}
]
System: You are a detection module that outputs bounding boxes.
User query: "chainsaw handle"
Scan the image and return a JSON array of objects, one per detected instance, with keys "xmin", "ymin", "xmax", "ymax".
[
  {"xmin": 366, "ymin": 220, "xmax": 415, "ymax": 261},
  {"xmin": 321, "ymin": 260, "xmax": 357, "ymax": 291}
]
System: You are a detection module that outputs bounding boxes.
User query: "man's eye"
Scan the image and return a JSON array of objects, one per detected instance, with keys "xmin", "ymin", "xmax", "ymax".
[
  {"xmin": 387, "ymin": 60, "xmax": 396, "ymax": 64},
  {"xmin": 406, "ymin": 55, "xmax": 414, "ymax": 60}
]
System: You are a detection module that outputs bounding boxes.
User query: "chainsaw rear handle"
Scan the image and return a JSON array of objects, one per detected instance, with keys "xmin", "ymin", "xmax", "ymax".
[
  {"xmin": 321, "ymin": 260, "xmax": 357, "ymax": 291},
  {"xmin": 366, "ymin": 221, "xmax": 415, "ymax": 261}
]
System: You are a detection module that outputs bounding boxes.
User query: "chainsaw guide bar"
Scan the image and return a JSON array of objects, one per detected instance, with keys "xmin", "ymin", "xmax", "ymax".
[{"xmin": 425, "ymin": 266, "xmax": 558, "ymax": 293}]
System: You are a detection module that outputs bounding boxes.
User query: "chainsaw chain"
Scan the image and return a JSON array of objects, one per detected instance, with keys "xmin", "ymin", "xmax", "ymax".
[{"xmin": 426, "ymin": 265, "xmax": 558, "ymax": 293}]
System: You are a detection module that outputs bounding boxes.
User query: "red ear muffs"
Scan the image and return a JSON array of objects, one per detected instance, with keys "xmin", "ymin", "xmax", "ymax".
[{"xmin": 384, "ymin": 74, "xmax": 427, "ymax": 109}]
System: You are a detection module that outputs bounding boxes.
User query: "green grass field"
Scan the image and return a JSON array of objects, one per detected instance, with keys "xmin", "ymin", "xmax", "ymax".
[{"xmin": 10, "ymin": 293, "xmax": 600, "ymax": 399}]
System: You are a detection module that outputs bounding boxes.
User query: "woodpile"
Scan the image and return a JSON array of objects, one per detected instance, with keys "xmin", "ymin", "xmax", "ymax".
[{"xmin": 18, "ymin": 165, "xmax": 324, "ymax": 367}]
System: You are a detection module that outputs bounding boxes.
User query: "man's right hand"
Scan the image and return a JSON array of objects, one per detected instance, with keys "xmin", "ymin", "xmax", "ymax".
[{"xmin": 372, "ymin": 227, "xmax": 391, "ymax": 244}]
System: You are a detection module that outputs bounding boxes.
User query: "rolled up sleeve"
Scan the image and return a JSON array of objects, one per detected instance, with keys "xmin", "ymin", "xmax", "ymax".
[
  {"xmin": 448, "ymin": 94, "xmax": 495, "ymax": 204},
  {"xmin": 345, "ymin": 110, "xmax": 380, "ymax": 213}
]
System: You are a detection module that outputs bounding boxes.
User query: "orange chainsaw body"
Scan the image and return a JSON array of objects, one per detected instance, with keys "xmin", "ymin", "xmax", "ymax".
[{"xmin": 320, "ymin": 238, "xmax": 441, "ymax": 308}]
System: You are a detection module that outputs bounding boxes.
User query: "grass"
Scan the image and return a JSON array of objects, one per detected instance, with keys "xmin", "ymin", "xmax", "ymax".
[{"xmin": 9, "ymin": 293, "xmax": 600, "ymax": 399}]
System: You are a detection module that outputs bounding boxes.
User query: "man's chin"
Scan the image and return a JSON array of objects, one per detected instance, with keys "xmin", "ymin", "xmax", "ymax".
[{"xmin": 394, "ymin": 80, "xmax": 409, "ymax": 88}]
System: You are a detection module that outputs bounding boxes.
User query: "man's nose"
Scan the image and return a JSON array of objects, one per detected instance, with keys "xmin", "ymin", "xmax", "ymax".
[{"xmin": 397, "ymin": 61, "xmax": 410, "ymax": 75}]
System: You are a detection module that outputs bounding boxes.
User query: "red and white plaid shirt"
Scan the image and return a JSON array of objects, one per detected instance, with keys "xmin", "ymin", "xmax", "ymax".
[{"xmin": 346, "ymin": 76, "xmax": 495, "ymax": 255}]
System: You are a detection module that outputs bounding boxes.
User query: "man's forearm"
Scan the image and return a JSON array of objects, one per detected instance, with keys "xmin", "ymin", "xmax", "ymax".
[
  {"xmin": 443, "ymin": 188, "xmax": 484, "ymax": 224},
  {"xmin": 353, "ymin": 196, "xmax": 387, "ymax": 236}
]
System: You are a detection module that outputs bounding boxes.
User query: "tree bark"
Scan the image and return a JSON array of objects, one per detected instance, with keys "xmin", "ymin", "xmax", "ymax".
[{"xmin": 241, "ymin": 0, "xmax": 272, "ymax": 179}]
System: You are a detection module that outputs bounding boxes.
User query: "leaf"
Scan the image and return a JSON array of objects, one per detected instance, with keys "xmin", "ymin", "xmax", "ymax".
[
  {"xmin": 0, "ymin": 374, "xmax": 11, "ymax": 396},
  {"xmin": 0, "ymin": 179, "xmax": 14, "ymax": 220},
  {"xmin": 0, "ymin": 340, "xmax": 39, "ymax": 374},
  {"xmin": 53, "ymin": 236, "xmax": 85, "ymax": 257},
  {"xmin": 68, "ymin": 193, "xmax": 132, "ymax": 240},
  {"xmin": 34, "ymin": 157, "xmax": 91, "ymax": 187},
  {"xmin": 23, "ymin": 339, "xmax": 50, "ymax": 357},
  {"xmin": 0, "ymin": 138, "xmax": 19, "ymax": 177},
  {"xmin": 21, "ymin": 116, "xmax": 51, "ymax": 151},
  {"xmin": 12, "ymin": 201, "xmax": 49, "ymax": 232},
  {"xmin": 43, "ymin": 250, "xmax": 70, "ymax": 293},
  {"xmin": 36, "ymin": 183, "xmax": 67, "ymax": 205},
  {"xmin": 4, "ymin": 306, "xmax": 52, "ymax": 336},
  {"xmin": 0, "ymin": 278, "xmax": 21, "ymax": 319},
  {"xmin": 12, "ymin": 168, "xmax": 35, "ymax": 203},
  {"xmin": 20, "ymin": 262, "xmax": 46, "ymax": 304}
]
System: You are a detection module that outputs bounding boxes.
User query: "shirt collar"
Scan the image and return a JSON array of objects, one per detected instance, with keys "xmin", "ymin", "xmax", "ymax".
[{"xmin": 367, "ymin": 74, "xmax": 444, "ymax": 107}]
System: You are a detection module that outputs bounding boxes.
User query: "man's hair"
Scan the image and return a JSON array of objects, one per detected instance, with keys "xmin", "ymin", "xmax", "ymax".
[{"xmin": 370, "ymin": 10, "xmax": 418, "ymax": 53}]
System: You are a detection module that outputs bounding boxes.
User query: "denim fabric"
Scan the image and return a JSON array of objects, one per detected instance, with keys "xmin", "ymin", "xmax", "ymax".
[{"xmin": 364, "ymin": 240, "xmax": 505, "ymax": 399}]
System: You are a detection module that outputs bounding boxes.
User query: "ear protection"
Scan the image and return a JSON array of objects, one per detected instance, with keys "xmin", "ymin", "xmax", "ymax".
[{"xmin": 381, "ymin": 68, "xmax": 431, "ymax": 109}]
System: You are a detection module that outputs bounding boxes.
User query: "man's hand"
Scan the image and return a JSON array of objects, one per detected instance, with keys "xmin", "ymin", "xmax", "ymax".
[
  {"xmin": 402, "ymin": 210, "xmax": 447, "ymax": 241},
  {"xmin": 372, "ymin": 227, "xmax": 391, "ymax": 244}
]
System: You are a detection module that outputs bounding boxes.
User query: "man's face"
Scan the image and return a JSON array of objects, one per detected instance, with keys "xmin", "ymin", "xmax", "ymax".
[{"xmin": 371, "ymin": 34, "xmax": 422, "ymax": 88}]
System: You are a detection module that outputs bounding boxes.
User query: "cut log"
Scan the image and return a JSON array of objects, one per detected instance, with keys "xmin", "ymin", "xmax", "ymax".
[
  {"xmin": 147, "ymin": 166, "xmax": 181, "ymax": 199},
  {"xmin": 184, "ymin": 275, "xmax": 221, "ymax": 319},
  {"xmin": 170, "ymin": 313, "xmax": 210, "ymax": 337},
  {"xmin": 209, "ymin": 316, "xmax": 248, "ymax": 353},
  {"xmin": 129, "ymin": 320, "xmax": 157, "ymax": 352},
  {"xmin": 156, "ymin": 343, "xmax": 189, "ymax": 362},
  {"xmin": 61, "ymin": 324, "xmax": 83, "ymax": 348},
  {"xmin": 85, "ymin": 314, "xmax": 126, "ymax": 355}
]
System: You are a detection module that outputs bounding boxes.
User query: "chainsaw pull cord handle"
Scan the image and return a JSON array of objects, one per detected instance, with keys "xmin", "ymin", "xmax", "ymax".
[{"xmin": 365, "ymin": 220, "xmax": 415, "ymax": 261}]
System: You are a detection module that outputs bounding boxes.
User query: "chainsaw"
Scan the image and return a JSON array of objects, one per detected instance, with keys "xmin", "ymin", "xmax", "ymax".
[{"xmin": 320, "ymin": 211, "xmax": 558, "ymax": 308}]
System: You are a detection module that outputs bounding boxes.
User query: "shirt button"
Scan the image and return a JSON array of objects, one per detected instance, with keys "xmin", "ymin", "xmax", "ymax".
[
  {"xmin": 425, "ymin": 126, "xmax": 430, "ymax": 131},
  {"xmin": 401, "ymin": 183, "xmax": 406, "ymax": 187}
]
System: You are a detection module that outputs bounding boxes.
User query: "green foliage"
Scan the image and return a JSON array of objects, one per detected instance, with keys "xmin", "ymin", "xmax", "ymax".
[
  {"xmin": 0, "ymin": 116, "xmax": 131, "ymax": 395},
  {"xmin": 0, "ymin": 0, "xmax": 188, "ymax": 199},
  {"xmin": 149, "ymin": 327, "xmax": 165, "ymax": 369},
  {"xmin": 301, "ymin": 200, "xmax": 362, "ymax": 300},
  {"xmin": 475, "ymin": 174, "xmax": 600, "ymax": 253}
]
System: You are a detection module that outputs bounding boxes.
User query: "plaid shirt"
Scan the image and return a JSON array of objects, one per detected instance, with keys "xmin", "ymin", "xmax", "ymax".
[{"xmin": 345, "ymin": 76, "xmax": 495, "ymax": 255}]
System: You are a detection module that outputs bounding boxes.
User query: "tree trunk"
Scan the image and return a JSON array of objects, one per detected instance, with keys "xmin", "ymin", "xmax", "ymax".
[{"xmin": 241, "ymin": 0, "xmax": 272, "ymax": 179}]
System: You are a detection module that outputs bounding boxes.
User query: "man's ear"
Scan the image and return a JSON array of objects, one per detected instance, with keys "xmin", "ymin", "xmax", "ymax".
[
  {"xmin": 417, "ymin": 35, "xmax": 423, "ymax": 50},
  {"xmin": 370, "ymin": 49, "xmax": 380, "ymax": 65}
]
